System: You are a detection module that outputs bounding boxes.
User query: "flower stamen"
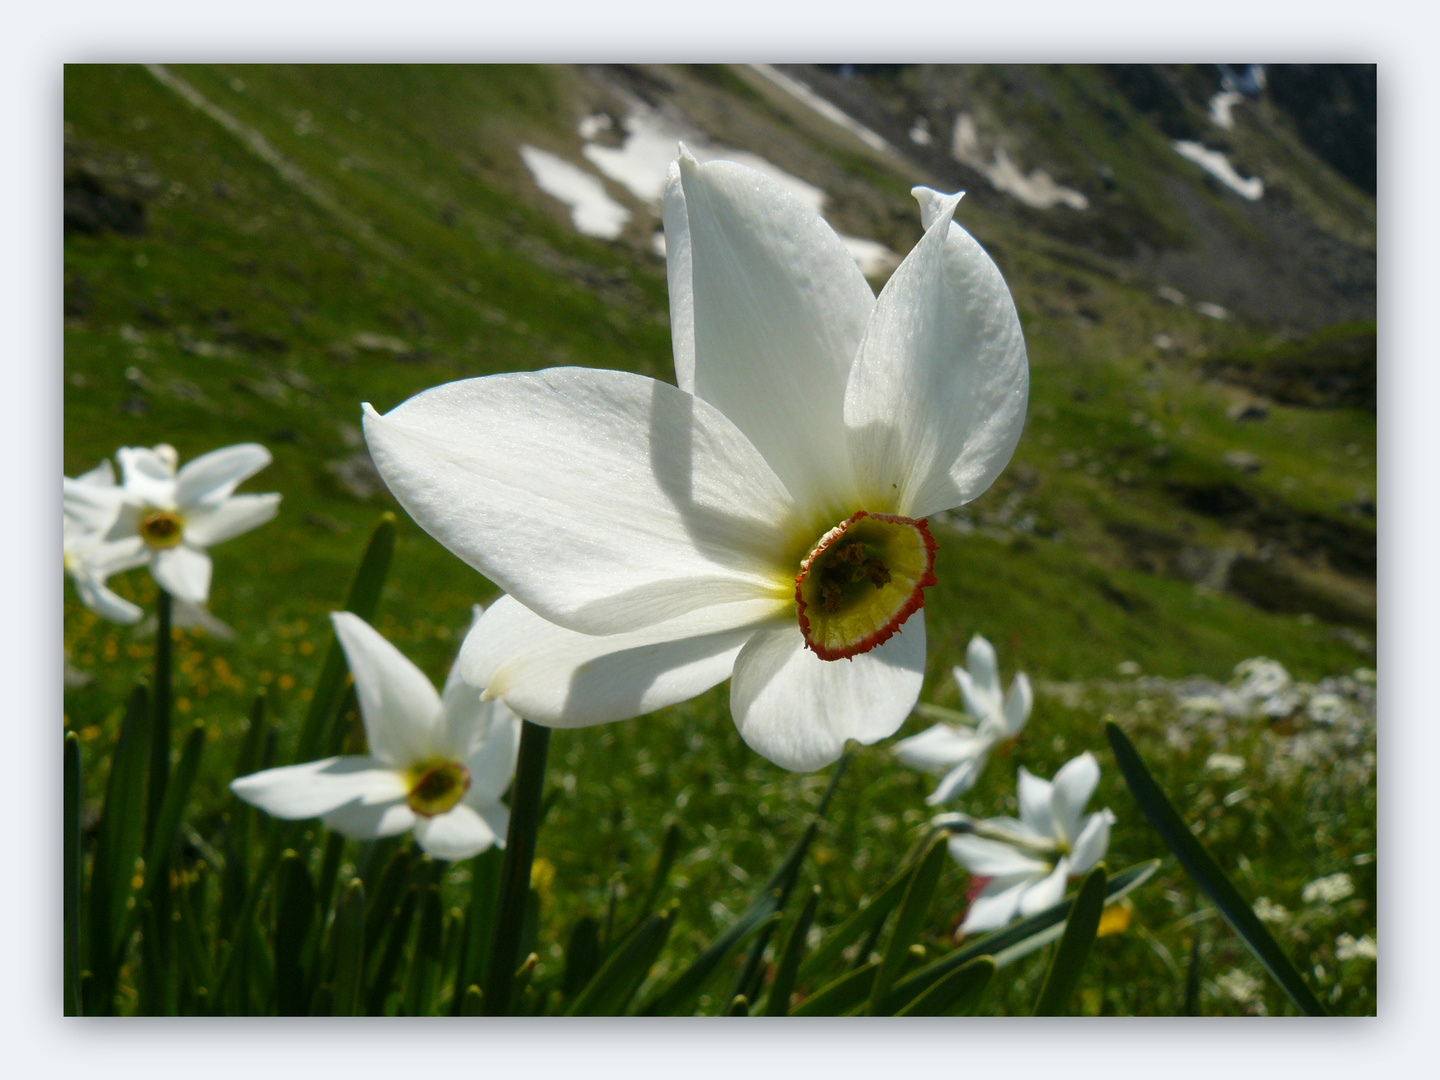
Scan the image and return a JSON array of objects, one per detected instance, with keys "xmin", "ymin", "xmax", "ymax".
[
  {"xmin": 139, "ymin": 509, "xmax": 185, "ymax": 550},
  {"xmin": 406, "ymin": 760, "xmax": 471, "ymax": 817}
]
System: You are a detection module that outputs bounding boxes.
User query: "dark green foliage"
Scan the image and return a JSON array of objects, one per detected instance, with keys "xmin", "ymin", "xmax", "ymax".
[{"xmin": 1034, "ymin": 866, "xmax": 1107, "ymax": 1015}]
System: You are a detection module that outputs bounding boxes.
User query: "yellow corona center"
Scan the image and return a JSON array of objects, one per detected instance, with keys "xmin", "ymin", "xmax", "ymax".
[
  {"xmin": 795, "ymin": 511, "xmax": 937, "ymax": 661},
  {"xmin": 405, "ymin": 760, "xmax": 471, "ymax": 817},
  {"xmin": 139, "ymin": 509, "xmax": 185, "ymax": 550}
]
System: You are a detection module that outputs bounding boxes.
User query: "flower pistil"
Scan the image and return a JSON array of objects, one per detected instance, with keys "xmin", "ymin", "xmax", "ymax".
[{"xmin": 406, "ymin": 760, "xmax": 471, "ymax": 817}]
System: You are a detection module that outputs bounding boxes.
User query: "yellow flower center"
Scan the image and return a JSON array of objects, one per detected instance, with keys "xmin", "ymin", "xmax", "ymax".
[
  {"xmin": 139, "ymin": 509, "xmax": 185, "ymax": 550},
  {"xmin": 405, "ymin": 760, "xmax": 471, "ymax": 817},
  {"xmin": 795, "ymin": 511, "xmax": 937, "ymax": 661}
]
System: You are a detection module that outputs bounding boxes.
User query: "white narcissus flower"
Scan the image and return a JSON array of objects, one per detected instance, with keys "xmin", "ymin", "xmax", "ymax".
[
  {"xmin": 231, "ymin": 611, "xmax": 520, "ymax": 861},
  {"xmin": 63, "ymin": 459, "xmax": 148, "ymax": 623},
  {"xmin": 943, "ymin": 751, "xmax": 1115, "ymax": 934},
  {"xmin": 64, "ymin": 442, "xmax": 281, "ymax": 606},
  {"xmin": 363, "ymin": 150, "xmax": 1028, "ymax": 771},
  {"xmin": 892, "ymin": 633, "xmax": 1032, "ymax": 803}
]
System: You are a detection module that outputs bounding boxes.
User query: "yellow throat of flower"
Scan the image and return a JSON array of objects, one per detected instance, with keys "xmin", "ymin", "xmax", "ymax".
[
  {"xmin": 795, "ymin": 511, "xmax": 937, "ymax": 661},
  {"xmin": 139, "ymin": 509, "xmax": 185, "ymax": 550},
  {"xmin": 405, "ymin": 760, "xmax": 471, "ymax": 817}
]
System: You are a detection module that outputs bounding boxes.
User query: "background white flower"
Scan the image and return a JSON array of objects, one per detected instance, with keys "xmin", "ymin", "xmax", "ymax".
[
  {"xmin": 65, "ymin": 442, "xmax": 281, "ymax": 606},
  {"xmin": 63, "ymin": 459, "xmax": 147, "ymax": 623},
  {"xmin": 944, "ymin": 751, "xmax": 1114, "ymax": 933},
  {"xmin": 892, "ymin": 633, "xmax": 1032, "ymax": 802},
  {"xmin": 231, "ymin": 611, "xmax": 519, "ymax": 861},
  {"xmin": 1302, "ymin": 872, "xmax": 1355, "ymax": 906},
  {"xmin": 364, "ymin": 151, "xmax": 1028, "ymax": 772}
]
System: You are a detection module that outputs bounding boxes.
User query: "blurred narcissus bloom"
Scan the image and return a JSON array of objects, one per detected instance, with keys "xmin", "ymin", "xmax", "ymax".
[
  {"xmin": 64, "ymin": 442, "xmax": 280, "ymax": 606},
  {"xmin": 939, "ymin": 751, "xmax": 1115, "ymax": 934},
  {"xmin": 891, "ymin": 633, "xmax": 1032, "ymax": 803},
  {"xmin": 363, "ymin": 150, "xmax": 1028, "ymax": 771},
  {"xmin": 63, "ymin": 459, "xmax": 148, "ymax": 623},
  {"xmin": 231, "ymin": 611, "xmax": 520, "ymax": 860}
]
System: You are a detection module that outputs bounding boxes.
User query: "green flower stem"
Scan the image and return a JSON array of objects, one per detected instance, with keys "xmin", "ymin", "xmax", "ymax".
[
  {"xmin": 148, "ymin": 588, "xmax": 173, "ymax": 837},
  {"xmin": 484, "ymin": 719, "xmax": 550, "ymax": 1015}
]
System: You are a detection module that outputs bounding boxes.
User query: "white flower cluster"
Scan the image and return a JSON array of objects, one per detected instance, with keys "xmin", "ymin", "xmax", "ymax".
[{"xmin": 1176, "ymin": 657, "xmax": 1374, "ymax": 727}]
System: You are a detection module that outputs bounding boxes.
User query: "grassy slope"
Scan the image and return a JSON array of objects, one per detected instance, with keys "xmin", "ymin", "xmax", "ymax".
[{"xmin": 63, "ymin": 64, "xmax": 1375, "ymax": 1014}]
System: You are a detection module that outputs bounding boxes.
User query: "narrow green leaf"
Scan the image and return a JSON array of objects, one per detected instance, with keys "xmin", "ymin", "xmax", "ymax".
[
  {"xmin": 331, "ymin": 880, "xmax": 366, "ymax": 1016},
  {"xmin": 795, "ymin": 856, "xmax": 912, "ymax": 984},
  {"xmin": 727, "ymin": 994, "xmax": 750, "ymax": 1016},
  {"xmin": 566, "ymin": 907, "xmax": 676, "ymax": 1016},
  {"xmin": 562, "ymin": 915, "xmax": 602, "ymax": 1001},
  {"xmin": 404, "ymin": 886, "xmax": 445, "ymax": 1016},
  {"xmin": 173, "ymin": 874, "xmax": 214, "ymax": 999},
  {"xmin": 1185, "ymin": 927, "xmax": 1204, "ymax": 1016},
  {"xmin": 274, "ymin": 851, "xmax": 318, "ymax": 1016},
  {"xmin": 85, "ymin": 682, "xmax": 151, "ymax": 1014},
  {"xmin": 763, "ymin": 887, "xmax": 819, "ymax": 1016},
  {"xmin": 64, "ymin": 732, "xmax": 82, "ymax": 1016},
  {"xmin": 314, "ymin": 830, "xmax": 346, "ymax": 922},
  {"xmin": 788, "ymin": 962, "xmax": 876, "ymax": 1016},
  {"xmin": 484, "ymin": 720, "xmax": 550, "ymax": 1016},
  {"xmin": 148, "ymin": 588, "xmax": 173, "ymax": 838},
  {"xmin": 895, "ymin": 956, "xmax": 995, "ymax": 1016},
  {"xmin": 363, "ymin": 843, "xmax": 416, "ymax": 959},
  {"xmin": 868, "ymin": 834, "xmax": 948, "ymax": 1015},
  {"xmin": 451, "ymin": 846, "xmax": 503, "ymax": 1013},
  {"xmin": 628, "ymin": 822, "xmax": 683, "ymax": 934},
  {"xmin": 882, "ymin": 859, "xmax": 1159, "ymax": 1012},
  {"xmin": 365, "ymin": 886, "xmax": 419, "ymax": 1016},
  {"xmin": 293, "ymin": 514, "xmax": 396, "ymax": 764},
  {"xmin": 639, "ymin": 895, "xmax": 779, "ymax": 1016},
  {"xmin": 1034, "ymin": 866, "xmax": 1107, "ymax": 1016},
  {"xmin": 460, "ymin": 985, "xmax": 484, "ymax": 1016},
  {"xmin": 1105, "ymin": 721, "xmax": 1327, "ymax": 1016}
]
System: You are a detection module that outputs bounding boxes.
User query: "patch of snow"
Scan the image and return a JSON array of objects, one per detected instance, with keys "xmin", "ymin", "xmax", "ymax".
[
  {"xmin": 951, "ymin": 113, "xmax": 1089, "ymax": 211},
  {"xmin": 518, "ymin": 145, "xmax": 631, "ymax": 240},
  {"xmin": 1172, "ymin": 140, "xmax": 1264, "ymax": 201},
  {"xmin": 908, "ymin": 116, "xmax": 933, "ymax": 146},
  {"xmin": 578, "ymin": 103, "xmax": 898, "ymax": 277},
  {"xmin": 748, "ymin": 64, "xmax": 893, "ymax": 156},
  {"xmin": 1208, "ymin": 90, "xmax": 1245, "ymax": 131},
  {"xmin": 577, "ymin": 113, "xmax": 612, "ymax": 140}
]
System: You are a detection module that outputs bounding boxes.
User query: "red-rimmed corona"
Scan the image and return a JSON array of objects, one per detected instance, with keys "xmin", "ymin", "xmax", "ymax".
[{"xmin": 795, "ymin": 511, "xmax": 937, "ymax": 661}]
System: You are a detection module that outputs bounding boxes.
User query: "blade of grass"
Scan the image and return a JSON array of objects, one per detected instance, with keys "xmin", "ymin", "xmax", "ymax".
[
  {"xmin": 274, "ymin": 851, "xmax": 318, "ymax": 1016},
  {"xmin": 762, "ymin": 886, "xmax": 819, "ymax": 1016},
  {"xmin": 895, "ymin": 956, "xmax": 995, "ymax": 1016},
  {"xmin": 331, "ymin": 880, "xmax": 367, "ymax": 1016},
  {"xmin": 1105, "ymin": 721, "xmax": 1326, "ymax": 1016},
  {"xmin": 365, "ymin": 885, "xmax": 419, "ymax": 1016},
  {"xmin": 788, "ymin": 962, "xmax": 877, "ymax": 1016},
  {"xmin": 404, "ymin": 886, "xmax": 445, "ymax": 1016},
  {"xmin": 565, "ymin": 906, "xmax": 676, "ymax": 1016},
  {"xmin": 147, "ymin": 588, "xmax": 172, "ymax": 838},
  {"xmin": 562, "ymin": 915, "xmax": 602, "ymax": 1002},
  {"xmin": 795, "ymin": 857, "xmax": 911, "ymax": 984},
  {"xmin": 64, "ymin": 732, "xmax": 82, "ymax": 1016},
  {"xmin": 1185, "ymin": 926, "xmax": 1204, "ymax": 1016},
  {"xmin": 1033, "ymin": 866, "xmax": 1107, "ymax": 1016},
  {"xmin": 867, "ymin": 834, "xmax": 948, "ymax": 1015}
]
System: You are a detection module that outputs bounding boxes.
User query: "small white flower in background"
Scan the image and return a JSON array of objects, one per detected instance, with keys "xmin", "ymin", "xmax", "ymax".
[
  {"xmin": 1216, "ymin": 968, "xmax": 1262, "ymax": 1005},
  {"xmin": 892, "ymin": 634, "xmax": 1032, "ymax": 803},
  {"xmin": 64, "ymin": 460, "xmax": 148, "ymax": 623},
  {"xmin": 1233, "ymin": 656, "xmax": 1300, "ymax": 717},
  {"xmin": 1306, "ymin": 692, "xmax": 1349, "ymax": 725},
  {"xmin": 1204, "ymin": 752, "xmax": 1246, "ymax": 777},
  {"xmin": 1335, "ymin": 933, "xmax": 1376, "ymax": 962},
  {"xmin": 1252, "ymin": 896, "xmax": 1290, "ymax": 924},
  {"xmin": 1302, "ymin": 872, "xmax": 1355, "ymax": 906},
  {"xmin": 232, "ymin": 611, "xmax": 520, "ymax": 860},
  {"xmin": 940, "ymin": 751, "xmax": 1114, "ymax": 934},
  {"xmin": 364, "ymin": 150, "xmax": 1028, "ymax": 771},
  {"xmin": 64, "ymin": 442, "xmax": 280, "ymax": 606}
]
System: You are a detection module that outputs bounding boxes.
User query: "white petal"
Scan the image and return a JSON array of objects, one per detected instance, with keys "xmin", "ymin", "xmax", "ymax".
[
  {"xmin": 926, "ymin": 754, "xmax": 989, "ymax": 805},
  {"xmin": 183, "ymin": 493, "xmax": 281, "ymax": 547},
  {"xmin": 961, "ymin": 875, "xmax": 1033, "ymax": 933},
  {"xmin": 322, "ymin": 798, "xmax": 417, "ymax": 840},
  {"xmin": 1069, "ymin": 809, "xmax": 1116, "ymax": 874},
  {"xmin": 729, "ymin": 612, "xmax": 925, "ymax": 772},
  {"xmin": 152, "ymin": 545, "xmax": 212, "ymax": 604},
  {"xmin": 662, "ymin": 160, "xmax": 696, "ymax": 394},
  {"xmin": 230, "ymin": 756, "xmax": 407, "ymax": 819},
  {"xmin": 174, "ymin": 443, "xmax": 273, "ymax": 507},
  {"xmin": 678, "ymin": 152, "xmax": 875, "ymax": 521},
  {"xmin": 844, "ymin": 188, "xmax": 1028, "ymax": 519},
  {"xmin": 412, "ymin": 802, "xmax": 498, "ymax": 861},
  {"xmin": 63, "ymin": 476, "xmax": 127, "ymax": 537},
  {"xmin": 464, "ymin": 708, "xmax": 521, "ymax": 802},
  {"xmin": 76, "ymin": 459, "xmax": 116, "ymax": 487},
  {"xmin": 947, "ymin": 834, "xmax": 1051, "ymax": 878},
  {"xmin": 72, "ymin": 573, "xmax": 143, "ymax": 624},
  {"xmin": 1003, "ymin": 672, "xmax": 1033, "ymax": 736},
  {"xmin": 1016, "ymin": 767, "xmax": 1055, "ymax": 838},
  {"xmin": 891, "ymin": 722, "xmax": 984, "ymax": 775},
  {"xmin": 363, "ymin": 368, "xmax": 799, "ymax": 636},
  {"xmin": 460, "ymin": 594, "xmax": 776, "ymax": 728},
  {"xmin": 471, "ymin": 798, "xmax": 510, "ymax": 849},
  {"xmin": 1018, "ymin": 860, "xmax": 1069, "ymax": 916},
  {"xmin": 116, "ymin": 446, "xmax": 178, "ymax": 507},
  {"xmin": 966, "ymin": 634, "xmax": 1000, "ymax": 697},
  {"xmin": 1050, "ymin": 752, "xmax": 1101, "ymax": 845},
  {"xmin": 330, "ymin": 612, "xmax": 443, "ymax": 767}
]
